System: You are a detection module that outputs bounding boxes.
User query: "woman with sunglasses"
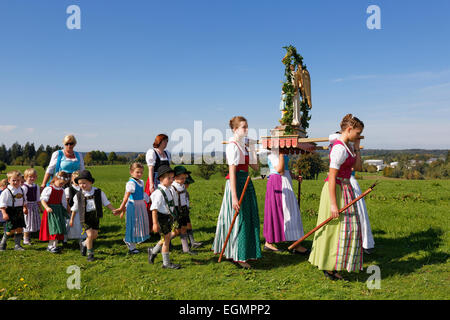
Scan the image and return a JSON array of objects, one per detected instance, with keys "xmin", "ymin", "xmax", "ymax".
[{"xmin": 41, "ymin": 135, "xmax": 85, "ymax": 189}]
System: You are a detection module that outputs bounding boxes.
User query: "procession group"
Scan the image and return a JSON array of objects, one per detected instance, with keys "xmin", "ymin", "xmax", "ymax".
[{"xmin": 0, "ymin": 114, "xmax": 374, "ymax": 279}]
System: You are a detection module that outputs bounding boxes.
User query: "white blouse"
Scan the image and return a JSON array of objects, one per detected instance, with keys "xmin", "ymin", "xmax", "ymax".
[
  {"xmin": 329, "ymin": 139, "xmax": 355, "ymax": 170},
  {"xmin": 70, "ymin": 187, "xmax": 110, "ymax": 213},
  {"xmin": 145, "ymin": 149, "xmax": 171, "ymax": 167},
  {"xmin": 41, "ymin": 186, "xmax": 67, "ymax": 209},
  {"xmin": 150, "ymin": 185, "xmax": 174, "ymax": 214},
  {"xmin": 125, "ymin": 179, "xmax": 150, "ymax": 203},
  {"xmin": 0, "ymin": 185, "xmax": 27, "ymax": 208},
  {"xmin": 226, "ymin": 137, "xmax": 257, "ymax": 166}
]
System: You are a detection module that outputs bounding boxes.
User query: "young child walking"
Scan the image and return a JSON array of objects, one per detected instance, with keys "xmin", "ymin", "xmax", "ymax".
[
  {"xmin": 117, "ymin": 163, "xmax": 150, "ymax": 254},
  {"xmin": 0, "ymin": 178, "xmax": 8, "ymax": 226},
  {"xmin": 69, "ymin": 170, "xmax": 119, "ymax": 261},
  {"xmin": 170, "ymin": 166, "xmax": 198, "ymax": 255},
  {"xmin": 65, "ymin": 171, "xmax": 86, "ymax": 244},
  {"xmin": 0, "ymin": 171, "xmax": 28, "ymax": 251},
  {"xmin": 183, "ymin": 173, "xmax": 203, "ymax": 249},
  {"xmin": 22, "ymin": 168, "xmax": 42, "ymax": 245},
  {"xmin": 147, "ymin": 165, "xmax": 181, "ymax": 269},
  {"xmin": 308, "ymin": 114, "xmax": 365, "ymax": 280},
  {"xmin": 39, "ymin": 171, "xmax": 70, "ymax": 253}
]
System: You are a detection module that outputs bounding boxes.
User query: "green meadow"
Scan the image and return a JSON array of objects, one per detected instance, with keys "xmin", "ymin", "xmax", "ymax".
[{"xmin": 1, "ymin": 165, "xmax": 449, "ymax": 300}]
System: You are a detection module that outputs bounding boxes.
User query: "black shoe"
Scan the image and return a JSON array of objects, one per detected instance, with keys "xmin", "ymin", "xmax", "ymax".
[
  {"xmin": 87, "ymin": 253, "xmax": 95, "ymax": 262},
  {"xmin": 80, "ymin": 241, "xmax": 87, "ymax": 256},
  {"xmin": 190, "ymin": 242, "xmax": 203, "ymax": 249},
  {"xmin": 323, "ymin": 271, "xmax": 337, "ymax": 281},
  {"xmin": 289, "ymin": 248, "xmax": 311, "ymax": 256},
  {"xmin": 162, "ymin": 262, "xmax": 181, "ymax": 269},
  {"xmin": 128, "ymin": 248, "xmax": 140, "ymax": 255},
  {"xmin": 0, "ymin": 243, "xmax": 7, "ymax": 251},
  {"xmin": 147, "ymin": 247, "xmax": 157, "ymax": 264},
  {"xmin": 364, "ymin": 248, "xmax": 374, "ymax": 255}
]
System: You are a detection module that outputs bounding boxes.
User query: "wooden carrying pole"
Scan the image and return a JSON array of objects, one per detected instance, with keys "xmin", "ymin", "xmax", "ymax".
[
  {"xmin": 222, "ymin": 136, "xmax": 364, "ymax": 145},
  {"xmin": 218, "ymin": 175, "xmax": 251, "ymax": 263},
  {"xmin": 288, "ymin": 181, "xmax": 379, "ymax": 251}
]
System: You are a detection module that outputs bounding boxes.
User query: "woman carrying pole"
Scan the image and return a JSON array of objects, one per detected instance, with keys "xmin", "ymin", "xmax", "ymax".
[
  {"xmin": 212, "ymin": 116, "xmax": 262, "ymax": 269},
  {"xmin": 308, "ymin": 114, "xmax": 365, "ymax": 280}
]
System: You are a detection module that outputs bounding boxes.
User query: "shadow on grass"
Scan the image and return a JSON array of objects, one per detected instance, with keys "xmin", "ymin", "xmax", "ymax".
[{"xmin": 347, "ymin": 227, "xmax": 448, "ymax": 281}]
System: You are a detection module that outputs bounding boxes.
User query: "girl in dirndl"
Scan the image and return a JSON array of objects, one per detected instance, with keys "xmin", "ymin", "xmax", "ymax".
[
  {"xmin": 39, "ymin": 171, "xmax": 70, "ymax": 253},
  {"xmin": 308, "ymin": 114, "xmax": 364, "ymax": 280},
  {"xmin": 212, "ymin": 116, "xmax": 262, "ymax": 269},
  {"xmin": 117, "ymin": 162, "xmax": 150, "ymax": 254},
  {"xmin": 263, "ymin": 151, "xmax": 309, "ymax": 254},
  {"xmin": 22, "ymin": 168, "xmax": 42, "ymax": 245}
]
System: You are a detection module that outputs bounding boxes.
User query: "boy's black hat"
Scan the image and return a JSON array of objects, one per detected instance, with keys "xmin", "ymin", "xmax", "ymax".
[
  {"xmin": 74, "ymin": 170, "xmax": 95, "ymax": 184},
  {"xmin": 185, "ymin": 174, "xmax": 195, "ymax": 185},
  {"xmin": 173, "ymin": 165, "xmax": 191, "ymax": 177},
  {"xmin": 157, "ymin": 165, "xmax": 175, "ymax": 180}
]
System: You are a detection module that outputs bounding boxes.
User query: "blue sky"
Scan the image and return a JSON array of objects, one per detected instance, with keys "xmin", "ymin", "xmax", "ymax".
[{"xmin": 0, "ymin": 0, "xmax": 449, "ymax": 152}]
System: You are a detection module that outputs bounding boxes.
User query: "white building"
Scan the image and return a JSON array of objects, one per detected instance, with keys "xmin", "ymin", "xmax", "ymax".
[
  {"xmin": 390, "ymin": 162, "xmax": 399, "ymax": 168},
  {"xmin": 364, "ymin": 159, "xmax": 386, "ymax": 171}
]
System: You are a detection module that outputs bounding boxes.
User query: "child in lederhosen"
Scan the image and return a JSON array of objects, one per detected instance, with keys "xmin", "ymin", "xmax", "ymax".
[
  {"xmin": 69, "ymin": 170, "xmax": 119, "ymax": 261},
  {"xmin": 147, "ymin": 165, "xmax": 181, "ymax": 269},
  {"xmin": 0, "ymin": 171, "xmax": 28, "ymax": 251},
  {"xmin": 170, "ymin": 166, "xmax": 198, "ymax": 255}
]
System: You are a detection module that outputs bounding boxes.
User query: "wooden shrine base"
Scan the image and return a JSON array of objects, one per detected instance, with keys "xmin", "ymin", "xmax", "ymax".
[{"xmin": 261, "ymin": 135, "xmax": 316, "ymax": 154}]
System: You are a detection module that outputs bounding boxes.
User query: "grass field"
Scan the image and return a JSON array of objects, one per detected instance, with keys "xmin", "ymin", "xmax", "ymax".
[{"xmin": 1, "ymin": 165, "xmax": 449, "ymax": 300}]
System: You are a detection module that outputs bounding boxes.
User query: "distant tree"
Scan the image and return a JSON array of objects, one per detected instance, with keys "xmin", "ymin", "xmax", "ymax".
[
  {"xmin": 23, "ymin": 142, "xmax": 36, "ymax": 161},
  {"xmin": 12, "ymin": 156, "xmax": 26, "ymax": 166},
  {"xmin": 293, "ymin": 152, "xmax": 326, "ymax": 180},
  {"xmin": 198, "ymin": 163, "xmax": 217, "ymax": 180},
  {"xmin": 0, "ymin": 161, "xmax": 6, "ymax": 173},
  {"xmin": 0, "ymin": 144, "xmax": 9, "ymax": 164},
  {"xmin": 10, "ymin": 142, "xmax": 23, "ymax": 161},
  {"xmin": 36, "ymin": 152, "xmax": 50, "ymax": 169},
  {"xmin": 108, "ymin": 152, "xmax": 118, "ymax": 164},
  {"xmin": 134, "ymin": 154, "xmax": 146, "ymax": 164},
  {"xmin": 218, "ymin": 164, "xmax": 229, "ymax": 177},
  {"xmin": 84, "ymin": 152, "xmax": 94, "ymax": 166}
]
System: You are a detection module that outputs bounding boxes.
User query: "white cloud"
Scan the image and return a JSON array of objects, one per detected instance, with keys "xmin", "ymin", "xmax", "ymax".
[{"xmin": 0, "ymin": 125, "xmax": 17, "ymax": 132}]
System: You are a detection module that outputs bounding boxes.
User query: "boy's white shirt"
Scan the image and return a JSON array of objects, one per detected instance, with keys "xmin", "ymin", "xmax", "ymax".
[
  {"xmin": 70, "ymin": 186, "xmax": 110, "ymax": 213},
  {"xmin": 41, "ymin": 186, "xmax": 67, "ymax": 209},
  {"xmin": 150, "ymin": 184, "xmax": 174, "ymax": 214},
  {"xmin": 171, "ymin": 181, "xmax": 189, "ymax": 207},
  {"xmin": 0, "ymin": 185, "xmax": 27, "ymax": 208}
]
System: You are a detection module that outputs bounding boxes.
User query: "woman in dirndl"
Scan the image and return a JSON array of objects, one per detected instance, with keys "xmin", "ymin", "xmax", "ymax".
[
  {"xmin": 212, "ymin": 116, "xmax": 262, "ymax": 269},
  {"xmin": 41, "ymin": 135, "xmax": 85, "ymax": 188},
  {"xmin": 308, "ymin": 114, "xmax": 364, "ymax": 280}
]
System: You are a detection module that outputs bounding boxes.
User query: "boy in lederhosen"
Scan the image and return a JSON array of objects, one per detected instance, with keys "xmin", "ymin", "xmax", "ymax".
[
  {"xmin": 69, "ymin": 170, "xmax": 119, "ymax": 261},
  {"xmin": 170, "ymin": 166, "xmax": 201, "ymax": 255},
  {"xmin": 147, "ymin": 165, "xmax": 181, "ymax": 269},
  {"xmin": 0, "ymin": 171, "xmax": 28, "ymax": 251}
]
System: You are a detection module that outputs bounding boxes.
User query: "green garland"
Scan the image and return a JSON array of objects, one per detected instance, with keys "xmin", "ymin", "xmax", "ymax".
[{"xmin": 279, "ymin": 45, "xmax": 311, "ymax": 135}]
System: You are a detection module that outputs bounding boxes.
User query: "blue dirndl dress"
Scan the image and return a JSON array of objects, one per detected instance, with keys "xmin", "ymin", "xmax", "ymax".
[{"xmin": 125, "ymin": 179, "xmax": 150, "ymax": 243}]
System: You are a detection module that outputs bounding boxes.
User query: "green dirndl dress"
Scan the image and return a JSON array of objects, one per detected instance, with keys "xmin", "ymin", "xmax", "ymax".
[{"xmin": 212, "ymin": 170, "xmax": 262, "ymax": 263}]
